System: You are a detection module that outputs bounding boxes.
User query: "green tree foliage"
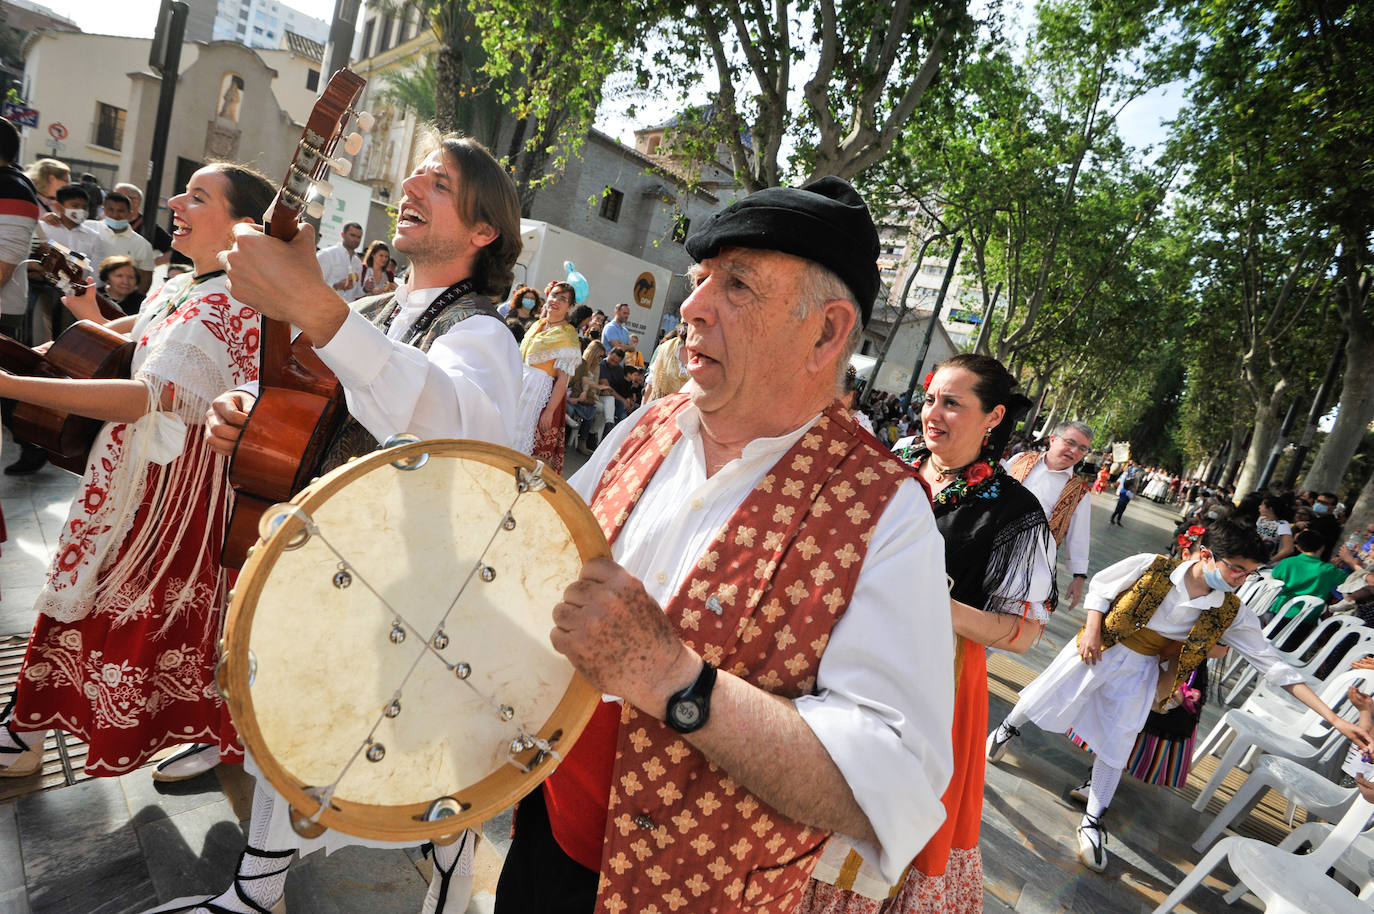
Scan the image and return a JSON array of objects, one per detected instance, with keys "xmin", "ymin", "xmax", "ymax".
[
  {"xmin": 628, "ymin": 0, "xmax": 975, "ymax": 191},
  {"xmin": 389, "ymin": 0, "xmax": 645, "ymax": 214}
]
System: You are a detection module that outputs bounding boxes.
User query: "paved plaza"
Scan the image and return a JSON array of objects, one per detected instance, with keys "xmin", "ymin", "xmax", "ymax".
[{"xmin": 0, "ymin": 437, "xmax": 1323, "ymax": 912}]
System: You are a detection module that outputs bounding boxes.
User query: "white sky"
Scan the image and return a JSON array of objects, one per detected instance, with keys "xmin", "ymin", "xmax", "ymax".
[{"xmin": 46, "ymin": 0, "xmax": 1182, "ymax": 152}]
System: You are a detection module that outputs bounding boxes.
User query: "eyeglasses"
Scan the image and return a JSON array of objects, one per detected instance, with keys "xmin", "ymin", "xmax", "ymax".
[
  {"xmin": 1215, "ymin": 556, "xmax": 1262, "ymax": 583},
  {"xmin": 1057, "ymin": 438, "xmax": 1091, "ymax": 454}
]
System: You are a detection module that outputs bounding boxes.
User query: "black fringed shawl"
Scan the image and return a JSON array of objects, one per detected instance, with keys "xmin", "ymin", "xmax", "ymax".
[{"xmin": 898, "ymin": 446, "xmax": 1059, "ymax": 617}]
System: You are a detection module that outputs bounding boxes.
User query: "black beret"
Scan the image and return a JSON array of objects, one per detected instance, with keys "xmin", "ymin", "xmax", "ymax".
[{"xmin": 685, "ymin": 176, "xmax": 881, "ymax": 324}]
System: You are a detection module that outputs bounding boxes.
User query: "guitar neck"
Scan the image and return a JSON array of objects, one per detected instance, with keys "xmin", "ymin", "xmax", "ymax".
[{"xmin": 257, "ymin": 67, "xmax": 366, "ymax": 390}]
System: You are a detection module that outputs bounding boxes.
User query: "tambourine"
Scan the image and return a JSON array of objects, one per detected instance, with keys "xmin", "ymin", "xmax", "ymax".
[{"xmin": 220, "ymin": 438, "xmax": 606, "ymax": 842}]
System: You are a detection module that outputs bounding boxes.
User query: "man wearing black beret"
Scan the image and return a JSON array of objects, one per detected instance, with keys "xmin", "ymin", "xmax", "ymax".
[{"xmin": 495, "ymin": 178, "xmax": 956, "ymax": 914}]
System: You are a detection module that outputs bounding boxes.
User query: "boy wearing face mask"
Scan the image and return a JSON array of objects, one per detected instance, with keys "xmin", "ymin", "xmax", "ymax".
[
  {"xmin": 88, "ymin": 192, "xmax": 155, "ymax": 293},
  {"xmin": 986, "ymin": 518, "xmax": 1373, "ymax": 873},
  {"xmin": 28, "ymin": 183, "xmax": 105, "ymax": 345}
]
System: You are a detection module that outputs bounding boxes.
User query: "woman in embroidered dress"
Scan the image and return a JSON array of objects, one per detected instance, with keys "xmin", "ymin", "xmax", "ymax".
[
  {"xmin": 0, "ymin": 163, "xmax": 275, "ymax": 780},
  {"xmin": 514, "ymin": 280, "xmax": 581, "ymax": 472},
  {"xmin": 801, "ymin": 353, "xmax": 1056, "ymax": 914}
]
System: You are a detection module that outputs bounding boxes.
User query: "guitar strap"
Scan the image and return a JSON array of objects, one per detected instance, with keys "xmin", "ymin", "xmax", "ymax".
[{"xmin": 315, "ymin": 279, "xmax": 497, "ymax": 473}]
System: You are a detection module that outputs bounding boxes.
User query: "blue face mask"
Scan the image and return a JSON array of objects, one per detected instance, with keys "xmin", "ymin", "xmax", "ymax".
[
  {"xmin": 1313, "ymin": 503, "xmax": 1330, "ymax": 515},
  {"xmin": 104, "ymin": 217, "xmax": 129, "ymax": 231},
  {"xmin": 1203, "ymin": 561, "xmax": 1234, "ymax": 593}
]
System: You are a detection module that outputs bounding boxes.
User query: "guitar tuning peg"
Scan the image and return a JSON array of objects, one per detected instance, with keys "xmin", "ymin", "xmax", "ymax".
[
  {"xmin": 314, "ymin": 179, "xmax": 335, "ymax": 198},
  {"xmin": 356, "ymin": 110, "xmax": 375, "ymax": 132},
  {"xmin": 306, "ymin": 199, "xmax": 324, "ymax": 219},
  {"xmin": 328, "ymin": 157, "xmax": 352, "ymax": 178},
  {"xmin": 343, "ymin": 132, "xmax": 364, "ymax": 156}
]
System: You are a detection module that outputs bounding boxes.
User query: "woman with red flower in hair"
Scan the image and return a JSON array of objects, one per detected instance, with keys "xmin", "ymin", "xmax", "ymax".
[
  {"xmin": 0, "ymin": 163, "xmax": 274, "ymax": 782},
  {"xmin": 801, "ymin": 353, "xmax": 1055, "ymax": 914}
]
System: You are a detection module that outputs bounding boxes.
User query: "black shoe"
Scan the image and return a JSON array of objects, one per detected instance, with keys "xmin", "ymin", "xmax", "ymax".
[
  {"xmin": 5, "ymin": 445, "xmax": 47, "ymax": 475},
  {"xmin": 986, "ymin": 722, "xmax": 1020, "ymax": 763}
]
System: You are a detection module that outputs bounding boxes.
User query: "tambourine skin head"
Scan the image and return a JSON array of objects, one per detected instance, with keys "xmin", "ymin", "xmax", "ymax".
[{"xmin": 223, "ymin": 439, "xmax": 607, "ymax": 842}]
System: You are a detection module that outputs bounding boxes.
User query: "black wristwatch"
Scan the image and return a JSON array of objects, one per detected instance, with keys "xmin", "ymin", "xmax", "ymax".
[
  {"xmin": 1072, "ymin": 573, "xmax": 1087, "ymax": 579},
  {"xmin": 665, "ymin": 661, "xmax": 717, "ymax": 733}
]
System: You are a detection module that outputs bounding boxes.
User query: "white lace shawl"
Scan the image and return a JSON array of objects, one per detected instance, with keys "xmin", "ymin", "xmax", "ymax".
[{"xmin": 35, "ymin": 273, "xmax": 261, "ymax": 628}]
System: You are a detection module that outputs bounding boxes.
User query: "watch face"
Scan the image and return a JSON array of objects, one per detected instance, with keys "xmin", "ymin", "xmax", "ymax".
[{"xmin": 671, "ymin": 700, "xmax": 702, "ymax": 729}]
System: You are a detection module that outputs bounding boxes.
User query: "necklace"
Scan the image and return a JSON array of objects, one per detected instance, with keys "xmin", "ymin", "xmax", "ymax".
[{"xmin": 928, "ymin": 455, "xmax": 973, "ymax": 481}]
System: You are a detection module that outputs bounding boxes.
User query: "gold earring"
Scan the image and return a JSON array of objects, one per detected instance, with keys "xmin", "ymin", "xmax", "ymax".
[{"xmin": 982, "ymin": 428, "xmax": 992, "ymax": 448}]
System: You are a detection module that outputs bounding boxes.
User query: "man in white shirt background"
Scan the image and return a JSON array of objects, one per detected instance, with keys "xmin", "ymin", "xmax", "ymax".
[
  {"xmin": 89, "ymin": 191, "xmax": 155, "ymax": 292},
  {"xmin": 1005, "ymin": 421, "xmax": 1095, "ymax": 609},
  {"xmin": 316, "ymin": 220, "xmax": 364, "ymax": 302}
]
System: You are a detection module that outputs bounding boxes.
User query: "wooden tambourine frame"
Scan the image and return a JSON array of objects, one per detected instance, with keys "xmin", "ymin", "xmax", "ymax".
[{"xmin": 221, "ymin": 439, "xmax": 607, "ymax": 843}]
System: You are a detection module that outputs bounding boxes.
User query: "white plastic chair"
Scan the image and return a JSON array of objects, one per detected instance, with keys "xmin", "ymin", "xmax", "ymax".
[
  {"xmin": 1240, "ymin": 625, "xmax": 1374, "ymax": 724},
  {"xmin": 1218, "ymin": 667, "xmax": 1374, "ymax": 760},
  {"xmin": 1271, "ymin": 819, "xmax": 1374, "ymax": 901},
  {"xmin": 1153, "ymin": 797, "xmax": 1374, "ymax": 914},
  {"xmin": 1223, "ymin": 610, "xmax": 1372, "ymax": 705},
  {"xmin": 1218, "ymin": 578, "xmax": 1285, "ymax": 682},
  {"xmin": 1191, "ymin": 670, "xmax": 1372, "ymax": 812},
  {"xmin": 1192, "ymin": 754, "xmax": 1358, "ymax": 851}
]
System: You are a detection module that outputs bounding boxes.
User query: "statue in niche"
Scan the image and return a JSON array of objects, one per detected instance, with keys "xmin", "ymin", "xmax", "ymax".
[
  {"xmin": 218, "ymin": 74, "xmax": 244, "ymax": 122},
  {"xmin": 363, "ymin": 104, "xmax": 395, "ymax": 180}
]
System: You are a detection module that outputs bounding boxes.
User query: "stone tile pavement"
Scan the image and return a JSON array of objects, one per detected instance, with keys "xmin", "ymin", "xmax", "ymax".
[{"xmin": 0, "ymin": 436, "xmax": 1342, "ymax": 911}]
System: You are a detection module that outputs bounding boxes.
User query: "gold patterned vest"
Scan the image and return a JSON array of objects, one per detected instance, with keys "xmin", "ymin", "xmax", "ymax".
[
  {"xmin": 1006, "ymin": 451, "xmax": 1089, "ymax": 548},
  {"xmin": 571, "ymin": 393, "xmax": 916, "ymax": 914},
  {"xmin": 1076, "ymin": 555, "xmax": 1240, "ymax": 700}
]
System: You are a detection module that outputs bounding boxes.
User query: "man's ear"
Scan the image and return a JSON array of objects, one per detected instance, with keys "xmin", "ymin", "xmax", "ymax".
[
  {"xmin": 470, "ymin": 222, "xmax": 499, "ymax": 250},
  {"xmin": 806, "ymin": 299, "xmax": 857, "ymax": 375}
]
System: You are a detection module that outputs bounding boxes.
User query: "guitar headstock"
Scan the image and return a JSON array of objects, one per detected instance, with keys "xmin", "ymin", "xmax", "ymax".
[
  {"xmin": 264, "ymin": 68, "xmax": 370, "ymax": 242},
  {"xmin": 33, "ymin": 240, "xmax": 93, "ymax": 296}
]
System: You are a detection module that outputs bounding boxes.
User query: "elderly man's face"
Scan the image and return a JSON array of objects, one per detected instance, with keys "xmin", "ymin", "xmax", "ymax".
[
  {"xmin": 681, "ymin": 247, "xmax": 828, "ymax": 426},
  {"xmin": 1045, "ymin": 429, "xmax": 1091, "ymax": 471}
]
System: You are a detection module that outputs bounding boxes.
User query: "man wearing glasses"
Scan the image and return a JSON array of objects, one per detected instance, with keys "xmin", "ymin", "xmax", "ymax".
[
  {"xmin": 985, "ymin": 518, "xmax": 1373, "ymax": 873},
  {"xmin": 1006, "ymin": 421, "xmax": 1095, "ymax": 609}
]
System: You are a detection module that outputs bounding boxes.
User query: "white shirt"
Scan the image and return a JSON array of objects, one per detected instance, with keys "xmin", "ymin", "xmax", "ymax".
[
  {"xmin": 1010, "ymin": 457, "xmax": 1092, "ymax": 575},
  {"xmin": 316, "ymin": 243, "xmax": 363, "ymax": 302},
  {"xmin": 89, "ymin": 220, "xmax": 156, "ymax": 271},
  {"xmin": 1085, "ymin": 555, "xmax": 1305, "ymax": 688},
  {"xmin": 0, "ymin": 212, "xmax": 34, "ymax": 316},
  {"xmin": 311, "ymin": 283, "xmax": 523, "ymax": 446},
  {"xmin": 37, "ymin": 219, "xmax": 105, "ymax": 279},
  {"xmin": 570, "ymin": 403, "xmax": 955, "ymax": 884}
]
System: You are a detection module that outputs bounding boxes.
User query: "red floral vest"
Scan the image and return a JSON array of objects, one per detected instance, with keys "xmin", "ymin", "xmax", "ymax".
[{"xmin": 548, "ymin": 393, "xmax": 918, "ymax": 914}]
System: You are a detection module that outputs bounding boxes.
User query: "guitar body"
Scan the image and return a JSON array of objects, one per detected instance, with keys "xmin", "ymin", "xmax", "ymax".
[
  {"xmin": 1, "ymin": 321, "xmax": 135, "ymax": 473},
  {"xmin": 221, "ymin": 68, "xmax": 367, "ymax": 569}
]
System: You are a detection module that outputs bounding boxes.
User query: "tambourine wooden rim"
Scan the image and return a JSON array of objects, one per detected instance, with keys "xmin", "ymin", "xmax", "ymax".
[{"xmin": 222, "ymin": 439, "xmax": 607, "ymax": 842}]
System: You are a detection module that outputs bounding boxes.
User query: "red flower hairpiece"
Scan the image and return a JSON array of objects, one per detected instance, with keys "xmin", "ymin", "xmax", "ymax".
[{"xmin": 923, "ymin": 370, "xmax": 934, "ymax": 390}]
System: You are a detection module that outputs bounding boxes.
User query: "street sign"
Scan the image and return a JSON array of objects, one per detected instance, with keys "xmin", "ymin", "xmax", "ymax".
[
  {"xmin": 1, "ymin": 104, "xmax": 38, "ymax": 128},
  {"xmin": 47, "ymin": 122, "xmax": 67, "ymax": 141}
]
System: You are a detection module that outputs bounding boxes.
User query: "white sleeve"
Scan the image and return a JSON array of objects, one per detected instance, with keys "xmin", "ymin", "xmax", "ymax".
[
  {"xmin": 1220, "ymin": 603, "xmax": 1305, "ymax": 686},
  {"xmin": 1083, "ymin": 553, "xmax": 1159, "ymax": 614},
  {"xmin": 0, "ymin": 218, "xmax": 33, "ymax": 264},
  {"xmin": 312, "ymin": 308, "xmax": 523, "ymax": 446},
  {"xmin": 794, "ymin": 480, "xmax": 954, "ymax": 884},
  {"xmin": 130, "ymin": 233, "xmax": 156, "ymax": 271},
  {"xmin": 1064, "ymin": 492, "xmax": 1093, "ymax": 576},
  {"xmin": 316, "ymin": 247, "xmax": 344, "ymax": 287}
]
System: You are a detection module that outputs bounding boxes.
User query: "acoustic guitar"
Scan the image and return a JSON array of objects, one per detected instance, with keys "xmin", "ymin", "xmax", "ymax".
[
  {"xmin": 221, "ymin": 68, "xmax": 370, "ymax": 569},
  {"xmin": 0, "ymin": 242, "xmax": 138, "ymax": 472}
]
